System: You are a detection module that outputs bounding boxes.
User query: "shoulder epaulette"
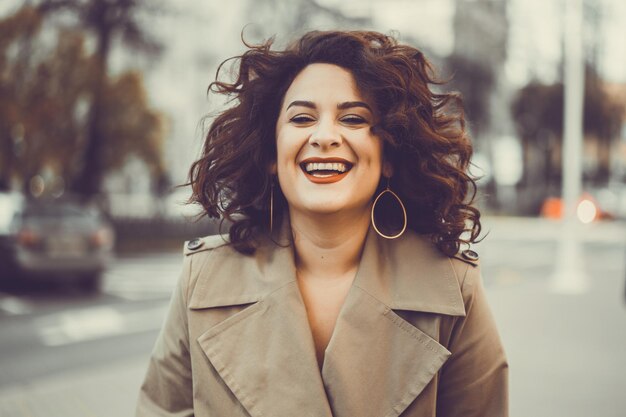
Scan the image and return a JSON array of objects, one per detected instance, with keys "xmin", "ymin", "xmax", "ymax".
[
  {"xmin": 183, "ymin": 234, "xmax": 230, "ymax": 256},
  {"xmin": 452, "ymin": 248, "xmax": 480, "ymax": 267}
]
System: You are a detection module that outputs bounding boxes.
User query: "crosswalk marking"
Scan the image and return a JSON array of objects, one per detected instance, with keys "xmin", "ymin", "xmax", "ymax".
[
  {"xmin": 0, "ymin": 293, "xmax": 34, "ymax": 315},
  {"xmin": 102, "ymin": 253, "xmax": 182, "ymax": 300},
  {"xmin": 36, "ymin": 303, "xmax": 169, "ymax": 346}
]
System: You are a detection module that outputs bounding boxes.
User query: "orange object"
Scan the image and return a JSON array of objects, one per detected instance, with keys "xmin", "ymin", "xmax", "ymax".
[{"xmin": 541, "ymin": 197, "xmax": 563, "ymax": 219}]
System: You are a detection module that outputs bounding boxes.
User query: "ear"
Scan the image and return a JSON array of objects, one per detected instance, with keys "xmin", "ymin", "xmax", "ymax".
[
  {"xmin": 382, "ymin": 160, "xmax": 393, "ymax": 178},
  {"xmin": 269, "ymin": 162, "xmax": 277, "ymax": 175}
]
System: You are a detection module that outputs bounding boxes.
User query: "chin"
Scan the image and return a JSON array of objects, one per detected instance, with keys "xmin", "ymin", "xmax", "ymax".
[
  {"xmin": 297, "ymin": 197, "xmax": 369, "ymax": 217},
  {"xmin": 302, "ymin": 203, "xmax": 345, "ymax": 215}
]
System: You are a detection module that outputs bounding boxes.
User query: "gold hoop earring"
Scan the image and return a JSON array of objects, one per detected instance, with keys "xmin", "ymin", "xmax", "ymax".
[
  {"xmin": 270, "ymin": 180, "xmax": 274, "ymax": 233},
  {"xmin": 371, "ymin": 181, "xmax": 407, "ymax": 239}
]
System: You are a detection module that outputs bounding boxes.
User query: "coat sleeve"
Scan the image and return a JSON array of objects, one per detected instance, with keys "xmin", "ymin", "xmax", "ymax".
[
  {"xmin": 136, "ymin": 255, "xmax": 194, "ymax": 417},
  {"xmin": 436, "ymin": 263, "xmax": 509, "ymax": 417}
]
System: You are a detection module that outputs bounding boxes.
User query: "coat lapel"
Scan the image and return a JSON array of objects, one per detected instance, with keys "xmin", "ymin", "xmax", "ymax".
[
  {"xmin": 189, "ymin": 224, "xmax": 466, "ymax": 417},
  {"xmin": 321, "ymin": 228, "xmax": 466, "ymax": 417},
  {"xmin": 191, "ymin": 232, "xmax": 333, "ymax": 417}
]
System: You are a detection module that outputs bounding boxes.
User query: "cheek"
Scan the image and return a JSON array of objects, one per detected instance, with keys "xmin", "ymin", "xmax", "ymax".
[
  {"xmin": 357, "ymin": 139, "xmax": 385, "ymax": 191},
  {"xmin": 274, "ymin": 126, "xmax": 290, "ymax": 164},
  {"xmin": 359, "ymin": 137, "xmax": 384, "ymax": 169},
  {"xmin": 275, "ymin": 132, "xmax": 293, "ymax": 162},
  {"xmin": 274, "ymin": 129, "xmax": 303, "ymax": 180}
]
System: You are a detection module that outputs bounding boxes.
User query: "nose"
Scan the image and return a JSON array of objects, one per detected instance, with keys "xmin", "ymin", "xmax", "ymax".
[{"xmin": 308, "ymin": 118, "xmax": 342, "ymax": 148}]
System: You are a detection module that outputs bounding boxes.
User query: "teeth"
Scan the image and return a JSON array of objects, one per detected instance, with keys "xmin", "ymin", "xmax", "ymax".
[{"xmin": 304, "ymin": 162, "xmax": 348, "ymax": 173}]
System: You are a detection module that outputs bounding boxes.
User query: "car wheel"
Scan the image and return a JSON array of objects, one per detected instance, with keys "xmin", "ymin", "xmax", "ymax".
[
  {"xmin": 79, "ymin": 273, "xmax": 102, "ymax": 293},
  {"xmin": 0, "ymin": 259, "xmax": 19, "ymax": 290}
]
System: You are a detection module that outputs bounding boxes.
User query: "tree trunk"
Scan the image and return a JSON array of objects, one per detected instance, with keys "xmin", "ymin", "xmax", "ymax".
[
  {"xmin": 72, "ymin": 25, "xmax": 110, "ymax": 199},
  {"xmin": 0, "ymin": 130, "xmax": 13, "ymax": 191}
]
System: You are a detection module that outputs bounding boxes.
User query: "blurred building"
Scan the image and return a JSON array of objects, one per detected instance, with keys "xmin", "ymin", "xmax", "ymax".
[
  {"xmin": 453, "ymin": 0, "xmax": 511, "ymax": 136},
  {"xmin": 605, "ymin": 83, "xmax": 626, "ymax": 181},
  {"xmin": 451, "ymin": 0, "xmax": 522, "ymax": 212}
]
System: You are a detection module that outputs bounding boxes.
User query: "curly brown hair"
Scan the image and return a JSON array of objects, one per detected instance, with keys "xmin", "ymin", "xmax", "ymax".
[{"xmin": 188, "ymin": 30, "xmax": 481, "ymax": 256}]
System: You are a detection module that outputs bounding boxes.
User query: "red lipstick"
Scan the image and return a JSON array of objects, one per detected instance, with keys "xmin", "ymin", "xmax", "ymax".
[{"xmin": 299, "ymin": 157, "xmax": 353, "ymax": 184}]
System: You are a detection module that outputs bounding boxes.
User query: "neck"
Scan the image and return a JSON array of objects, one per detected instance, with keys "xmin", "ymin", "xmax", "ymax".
[{"xmin": 289, "ymin": 207, "xmax": 371, "ymax": 281}]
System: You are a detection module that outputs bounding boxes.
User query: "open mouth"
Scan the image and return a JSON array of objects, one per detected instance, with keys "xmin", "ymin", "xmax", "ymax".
[{"xmin": 299, "ymin": 159, "xmax": 353, "ymax": 183}]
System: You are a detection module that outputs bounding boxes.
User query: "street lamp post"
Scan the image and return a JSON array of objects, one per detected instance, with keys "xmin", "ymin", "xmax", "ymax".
[{"xmin": 551, "ymin": 0, "xmax": 588, "ymax": 293}]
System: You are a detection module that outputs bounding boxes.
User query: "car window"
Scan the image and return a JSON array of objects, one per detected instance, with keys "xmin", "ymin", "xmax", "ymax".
[
  {"xmin": 0, "ymin": 194, "xmax": 22, "ymax": 234},
  {"xmin": 22, "ymin": 204, "xmax": 99, "ymax": 223}
]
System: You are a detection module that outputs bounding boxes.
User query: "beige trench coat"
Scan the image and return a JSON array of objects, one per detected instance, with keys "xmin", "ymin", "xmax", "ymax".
[{"xmin": 137, "ymin": 226, "xmax": 508, "ymax": 417}]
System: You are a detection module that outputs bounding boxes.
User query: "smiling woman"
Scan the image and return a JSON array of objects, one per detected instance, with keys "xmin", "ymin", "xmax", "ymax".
[
  {"xmin": 186, "ymin": 30, "xmax": 481, "ymax": 256},
  {"xmin": 137, "ymin": 30, "xmax": 508, "ymax": 417}
]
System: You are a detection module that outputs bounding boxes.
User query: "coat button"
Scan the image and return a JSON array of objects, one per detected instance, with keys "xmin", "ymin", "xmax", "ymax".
[
  {"xmin": 187, "ymin": 238, "xmax": 203, "ymax": 251},
  {"xmin": 461, "ymin": 249, "xmax": 479, "ymax": 261}
]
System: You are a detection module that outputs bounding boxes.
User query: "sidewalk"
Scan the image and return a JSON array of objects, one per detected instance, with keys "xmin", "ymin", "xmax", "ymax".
[
  {"xmin": 488, "ymin": 265, "xmax": 626, "ymax": 417},
  {"xmin": 0, "ymin": 356, "xmax": 148, "ymax": 417}
]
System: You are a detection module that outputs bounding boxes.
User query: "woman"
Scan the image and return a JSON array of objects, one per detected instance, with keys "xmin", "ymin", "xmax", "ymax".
[{"xmin": 137, "ymin": 30, "xmax": 508, "ymax": 417}]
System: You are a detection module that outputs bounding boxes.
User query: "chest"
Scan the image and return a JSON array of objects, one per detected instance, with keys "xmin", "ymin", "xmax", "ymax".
[{"xmin": 296, "ymin": 274, "xmax": 354, "ymax": 367}]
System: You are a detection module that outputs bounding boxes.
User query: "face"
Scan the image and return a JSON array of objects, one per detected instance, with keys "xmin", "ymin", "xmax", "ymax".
[{"xmin": 275, "ymin": 63, "xmax": 389, "ymax": 217}]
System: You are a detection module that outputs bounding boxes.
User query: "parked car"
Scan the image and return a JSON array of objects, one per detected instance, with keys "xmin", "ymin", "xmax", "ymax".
[
  {"xmin": 0, "ymin": 192, "xmax": 24, "ymax": 269},
  {"xmin": 1, "ymin": 198, "xmax": 114, "ymax": 291}
]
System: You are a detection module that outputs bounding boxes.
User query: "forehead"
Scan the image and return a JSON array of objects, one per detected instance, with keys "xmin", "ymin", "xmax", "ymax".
[{"xmin": 282, "ymin": 63, "xmax": 364, "ymax": 103}]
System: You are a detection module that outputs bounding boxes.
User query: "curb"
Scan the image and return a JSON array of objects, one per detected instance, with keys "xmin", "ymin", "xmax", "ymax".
[{"xmin": 0, "ymin": 356, "xmax": 148, "ymax": 417}]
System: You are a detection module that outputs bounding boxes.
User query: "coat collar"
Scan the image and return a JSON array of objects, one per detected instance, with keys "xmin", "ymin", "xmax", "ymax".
[
  {"xmin": 189, "ymin": 223, "xmax": 466, "ymax": 417},
  {"xmin": 188, "ymin": 224, "xmax": 466, "ymax": 317}
]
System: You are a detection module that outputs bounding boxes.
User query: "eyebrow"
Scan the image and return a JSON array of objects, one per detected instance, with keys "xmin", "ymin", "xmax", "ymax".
[{"xmin": 286, "ymin": 100, "xmax": 372, "ymax": 112}]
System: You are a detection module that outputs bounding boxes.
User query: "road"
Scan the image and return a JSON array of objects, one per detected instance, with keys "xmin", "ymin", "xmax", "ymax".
[
  {"xmin": 0, "ymin": 217, "xmax": 625, "ymax": 417},
  {"xmin": 0, "ymin": 252, "xmax": 180, "ymax": 387}
]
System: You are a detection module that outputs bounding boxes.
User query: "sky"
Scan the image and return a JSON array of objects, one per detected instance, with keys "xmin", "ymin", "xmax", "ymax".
[
  {"xmin": 598, "ymin": 0, "xmax": 626, "ymax": 82},
  {"xmin": 504, "ymin": 0, "xmax": 626, "ymax": 85}
]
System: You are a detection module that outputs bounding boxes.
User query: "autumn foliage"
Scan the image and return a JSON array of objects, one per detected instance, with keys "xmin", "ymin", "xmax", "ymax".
[{"xmin": 0, "ymin": 5, "xmax": 165, "ymax": 196}]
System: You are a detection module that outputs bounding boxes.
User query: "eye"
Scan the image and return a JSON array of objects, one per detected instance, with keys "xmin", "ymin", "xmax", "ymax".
[
  {"xmin": 340, "ymin": 115, "xmax": 368, "ymax": 125},
  {"xmin": 289, "ymin": 114, "xmax": 316, "ymax": 124}
]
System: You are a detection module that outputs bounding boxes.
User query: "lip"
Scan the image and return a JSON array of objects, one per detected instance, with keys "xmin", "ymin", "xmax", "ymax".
[{"xmin": 299, "ymin": 157, "xmax": 353, "ymax": 184}]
